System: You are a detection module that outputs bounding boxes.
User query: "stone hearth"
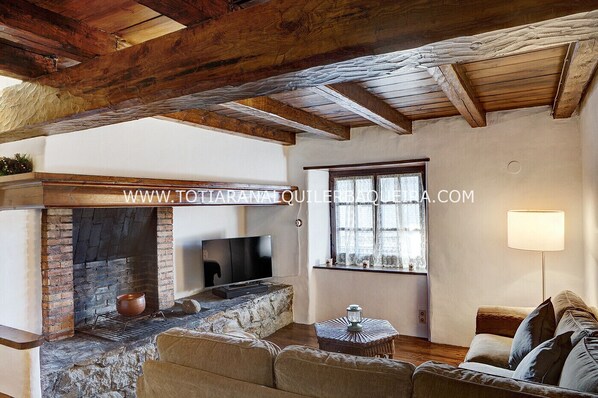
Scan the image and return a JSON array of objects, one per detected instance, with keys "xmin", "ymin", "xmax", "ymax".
[{"xmin": 41, "ymin": 285, "xmax": 293, "ymax": 398}]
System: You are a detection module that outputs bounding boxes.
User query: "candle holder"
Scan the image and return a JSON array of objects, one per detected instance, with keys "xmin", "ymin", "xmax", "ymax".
[{"xmin": 346, "ymin": 304, "xmax": 363, "ymax": 332}]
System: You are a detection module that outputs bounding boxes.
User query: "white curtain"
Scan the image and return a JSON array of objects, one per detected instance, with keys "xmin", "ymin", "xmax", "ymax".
[
  {"xmin": 334, "ymin": 176, "xmax": 375, "ymax": 265},
  {"xmin": 334, "ymin": 172, "xmax": 426, "ymax": 270},
  {"xmin": 374, "ymin": 173, "xmax": 426, "ymax": 269}
]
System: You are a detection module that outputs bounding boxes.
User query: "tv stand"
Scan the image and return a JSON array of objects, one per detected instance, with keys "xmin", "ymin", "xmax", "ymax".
[{"xmin": 212, "ymin": 282, "xmax": 269, "ymax": 299}]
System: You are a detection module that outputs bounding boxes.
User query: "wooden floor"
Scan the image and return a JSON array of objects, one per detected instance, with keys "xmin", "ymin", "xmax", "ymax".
[{"xmin": 265, "ymin": 323, "xmax": 469, "ymax": 367}]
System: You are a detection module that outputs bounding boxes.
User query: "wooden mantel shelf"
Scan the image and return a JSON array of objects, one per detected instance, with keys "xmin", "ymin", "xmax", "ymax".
[
  {"xmin": 0, "ymin": 325, "xmax": 44, "ymax": 350},
  {"xmin": 0, "ymin": 172, "xmax": 297, "ymax": 210}
]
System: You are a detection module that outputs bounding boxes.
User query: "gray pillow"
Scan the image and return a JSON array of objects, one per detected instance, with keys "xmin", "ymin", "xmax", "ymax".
[
  {"xmin": 555, "ymin": 309, "xmax": 598, "ymax": 346},
  {"xmin": 513, "ymin": 331, "xmax": 574, "ymax": 385},
  {"xmin": 559, "ymin": 337, "xmax": 598, "ymax": 393},
  {"xmin": 509, "ymin": 298, "xmax": 556, "ymax": 369},
  {"xmin": 552, "ymin": 290, "xmax": 592, "ymax": 323}
]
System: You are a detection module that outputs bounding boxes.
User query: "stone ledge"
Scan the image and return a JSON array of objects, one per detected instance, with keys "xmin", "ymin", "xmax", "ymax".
[{"xmin": 41, "ymin": 284, "xmax": 293, "ymax": 397}]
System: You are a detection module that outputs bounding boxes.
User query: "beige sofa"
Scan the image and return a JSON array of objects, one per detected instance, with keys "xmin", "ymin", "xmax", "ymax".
[
  {"xmin": 138, "ymin": 303, "xmax": 597, "ymax": 398},
  {"xmin": 461, "ymin": 290, "xmax": 598, "ymax": 393}
]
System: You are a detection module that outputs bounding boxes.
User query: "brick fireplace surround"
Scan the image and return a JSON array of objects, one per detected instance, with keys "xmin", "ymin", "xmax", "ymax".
[{"xmin": 41, "ymin": 207, "xmax": 175, "ymax": 341}]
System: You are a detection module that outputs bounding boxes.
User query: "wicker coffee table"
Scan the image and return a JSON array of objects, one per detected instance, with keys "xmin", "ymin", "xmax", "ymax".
[{"xmin": 314, "ymin": 317, "xmax": 399, "ymax": 358}]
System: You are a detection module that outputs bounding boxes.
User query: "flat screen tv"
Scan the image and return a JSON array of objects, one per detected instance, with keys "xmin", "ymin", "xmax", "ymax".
[{"xmin": 203, "ymin": 235, "xmax": 273, "ymax": 288}]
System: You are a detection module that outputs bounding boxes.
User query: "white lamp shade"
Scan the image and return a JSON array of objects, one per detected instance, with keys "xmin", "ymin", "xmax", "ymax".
[{"xmin": 507, "ymin": 210, "xmax": 565, "ymax": 252}]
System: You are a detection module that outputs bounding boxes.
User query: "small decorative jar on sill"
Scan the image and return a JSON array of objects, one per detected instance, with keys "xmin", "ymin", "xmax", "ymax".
[{"xmin": 347, "ymin": 304, "xmax": 363, "ymax": 332}]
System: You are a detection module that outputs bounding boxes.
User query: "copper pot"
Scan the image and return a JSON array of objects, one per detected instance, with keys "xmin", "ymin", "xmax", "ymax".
[{"xmin": 116, "ymin": 293, "xmax": 146, "ymax": 317}]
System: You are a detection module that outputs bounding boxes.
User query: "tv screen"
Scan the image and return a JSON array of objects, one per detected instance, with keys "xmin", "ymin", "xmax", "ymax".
[{"xmin": 203, "ymin": 235, "xmax": 273, "ymax": 288}]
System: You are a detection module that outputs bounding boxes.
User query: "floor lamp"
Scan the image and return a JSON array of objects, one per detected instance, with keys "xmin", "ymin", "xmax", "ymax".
[{"xmin": 507, "ymin": 210, "xmax": 565, "ymax": 301}]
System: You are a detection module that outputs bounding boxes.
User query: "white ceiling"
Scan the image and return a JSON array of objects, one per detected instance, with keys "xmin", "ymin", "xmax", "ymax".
[{"xmin": 0, "ymin": 76, "xmax": 21, "ymax": 91}]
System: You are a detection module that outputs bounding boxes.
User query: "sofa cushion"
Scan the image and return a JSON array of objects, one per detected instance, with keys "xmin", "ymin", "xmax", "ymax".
[
  {"xmin": 476, "ymin": 306, "xmax": 534, "ymax": 338},
  {"xmin": 465, "ymin": 334, "xmax": 513, "ymax": 368},
  {"xmin": 555, "ymin": 310, "xmax": 598, "ymax": 346},
  {"xmin": 458, "ymin": 362, "xmax": 515, "ymax": 378},
  {"xmin": 138, "ymin": 361, "xmax": 302, "ymax": 398},
  {"xmin": 413, "ymin": 361, "xmax": 595, "ymax": 398},
  {"xmin": 513, "ymin": 332, "xmax": 574, "ymax": 385},
  {"xmin": 274, "ymin": 345, "xmax": 414, "ymax": 398},
  {"xmin": 156, "ymin": 328, "xmax": 280, "ymax": 387},
  {"xmin": 509, "ymin": 298, "xmax": 556, "ymax": 369},
  {"xmin": 553, "ymin": 290, "xmax": 592, "ymax": 323},
  {"xmin": 559, "ymin": 337, "xmax": 598, "ymax": 394}
]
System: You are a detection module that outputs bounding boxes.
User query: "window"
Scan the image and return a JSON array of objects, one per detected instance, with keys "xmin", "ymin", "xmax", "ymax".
[{"xmin": 330, "ymin": 166, "xmax": 427, "ymax": 271}]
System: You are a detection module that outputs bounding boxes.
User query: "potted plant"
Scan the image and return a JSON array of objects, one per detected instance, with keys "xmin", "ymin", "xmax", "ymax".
[{"xmin": 0, "ymin": 153, "xmax": 33, "ymax": 176}]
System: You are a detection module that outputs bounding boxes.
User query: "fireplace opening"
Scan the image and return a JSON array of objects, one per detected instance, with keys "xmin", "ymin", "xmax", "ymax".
[
  {"xmin": 41, "ymin": 207, "xmax": 174, "ymax": 341},
  {"xmin": 72, "ymin": 208, "xmax": 159, "ymax": 326}
]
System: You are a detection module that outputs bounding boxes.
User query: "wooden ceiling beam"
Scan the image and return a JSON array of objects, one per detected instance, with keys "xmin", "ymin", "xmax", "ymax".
[
  {"xmin": 237, "ymin": 0, "xmax": 269, "ymax": 8},
  {"xmin": 0, "ymin": 42, "xmax": 57, "ymax": 80},
  {"xmin": 135, "ymin": 0, "xmax": 231, "ymax": 26},
  {"xmin": 428, "ymin": 64, "xmax": 486, "ymax": 127},
  {"xmin": 160, "ymin": 109, "xmax": 296, "ymax": 145},
  {"xmin": 223, "ymin": 97, "xmax": 350, "ymax": 140},
  {"xmin": 0, "ymin": 1, "xmax": 124, "ymax": 61},
  {"xmin": 1, "ymin": 1, "xmax": 598, "ymax": 143},
  {"xmin": 553, "ymin": 39, "xmax": 598, "ymax": 118},
  {"xmin": 311, "ymin": 83, "xmax": 412, "ymax": 134}
]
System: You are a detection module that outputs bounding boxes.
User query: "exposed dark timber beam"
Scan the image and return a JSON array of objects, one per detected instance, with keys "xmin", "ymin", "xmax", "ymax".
[
  {"xmin": 0, "ymin": 42, "xmax": 57, "ymax": 80},
  {"xmin": 553, "ymin": 39, "xmax": 598, "ymax": 118},
  {"xmin": 0, "ymin": 1, "xmax": 123, "ymax": 61},
  {"xmin": 237, "ymin": 0, "xmax": 268, "ymax": 8},
  {"xmin": 160, "ymin": 110, "xmax": 296, "ymax": 145},
  {"xmin": 311, "ymin": 83, "xmax": 412, "ymax": 134},
  {"xmin": 223, "ymin": 97, "xmax": 350, "ymax": 140},
  {"xmin": 428, "ymin": 64, "xmax": 486, "ymax": 128},
  {"xmin": 136, "ymin": 0, "xmax": 231, "ymax": 26},
  {"xmin": 1, "ymin": 1, "xmax": 598, "ymax": 143}
]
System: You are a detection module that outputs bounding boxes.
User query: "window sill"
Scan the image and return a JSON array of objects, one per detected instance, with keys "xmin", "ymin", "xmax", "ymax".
[{"xmin": 313, "ymin": 264, "xmax": 427, "ymax": 275}]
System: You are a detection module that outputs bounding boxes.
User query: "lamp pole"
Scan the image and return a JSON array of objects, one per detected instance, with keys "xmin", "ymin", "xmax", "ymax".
[{"xmin": 541, "ymin": 251, "xmax": 546, "ymax": 301}]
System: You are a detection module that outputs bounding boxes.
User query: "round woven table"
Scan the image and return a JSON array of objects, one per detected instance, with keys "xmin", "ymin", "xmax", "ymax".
[{"xmin": 314, "ymin": 317, "xmax": 399, "ymax": 358}]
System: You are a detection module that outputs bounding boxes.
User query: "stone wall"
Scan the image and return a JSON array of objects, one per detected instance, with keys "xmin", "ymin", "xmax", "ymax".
[{"xmin": 42, "ymin": 285, "xmax": 293, "ymax": 398}]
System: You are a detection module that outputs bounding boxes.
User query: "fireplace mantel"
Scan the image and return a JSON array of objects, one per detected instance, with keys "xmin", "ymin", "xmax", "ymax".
[{"xmin": 0, "ymin": 172, "xmax": 297, "ymax": 210}]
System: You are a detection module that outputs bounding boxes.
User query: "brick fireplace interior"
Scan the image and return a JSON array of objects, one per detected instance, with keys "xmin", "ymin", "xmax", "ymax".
[
  {"xmin": 41, "ymin": 207, "xmax": 175, "ymax": 341},
  {"xmin": 72, "ymin": 208, "xmax": 158, "ymax": 326}
]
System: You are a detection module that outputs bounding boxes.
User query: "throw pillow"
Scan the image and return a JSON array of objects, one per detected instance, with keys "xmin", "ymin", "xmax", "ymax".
[
  {"xmin": 555, "ymin": 309, "xmax": 598, "ymax": 346},
  {"xmin": 513, "ymin": 331, "xmax": 574, "ymax": 385},
  {"xmin": 552, "ymin": 290, "xmax": 592, "ymax": 323},
  {"xmin": 509, "ymin": 298, "xmax": 556, "ymax": 369},
  {"xmin": 559, "ymin": 337, "xmax": 598, "ymax": 393}
]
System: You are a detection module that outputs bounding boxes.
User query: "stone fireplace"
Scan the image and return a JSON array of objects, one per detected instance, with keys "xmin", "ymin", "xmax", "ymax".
[
  {"xmin": 41, "ymin": 207, "xmax": 174, "ymax": 341},
  {"xmin": 0, "ymin": 173, "xmax": 295, "ymax": 396}
]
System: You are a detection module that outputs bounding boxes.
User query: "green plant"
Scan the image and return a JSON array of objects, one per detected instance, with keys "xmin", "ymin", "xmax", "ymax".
[{"xmin": 0, "ymin": 153, "xmax": 33, "ymax": 176}]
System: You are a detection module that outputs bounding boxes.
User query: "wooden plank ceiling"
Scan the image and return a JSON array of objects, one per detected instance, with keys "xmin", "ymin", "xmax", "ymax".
[{"xmin": 0, "ymin": 1, "xmax": 597, "ymax": 145}]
